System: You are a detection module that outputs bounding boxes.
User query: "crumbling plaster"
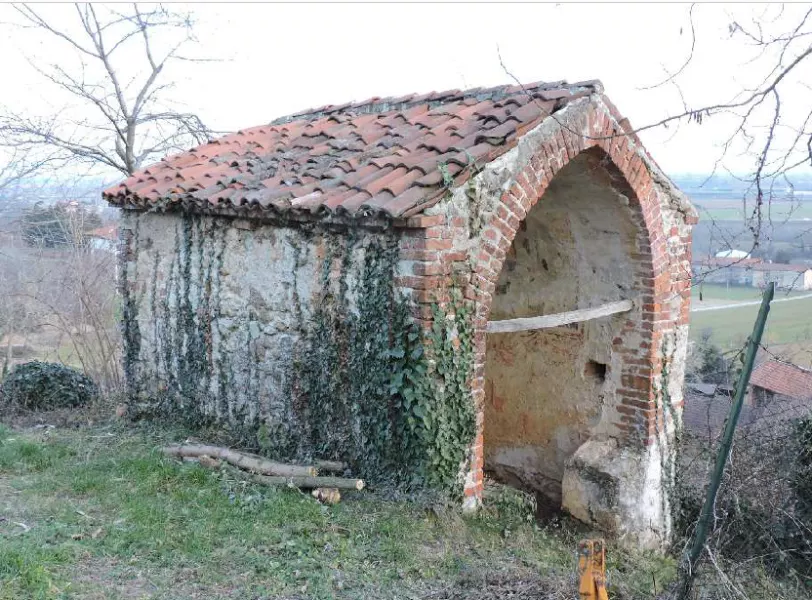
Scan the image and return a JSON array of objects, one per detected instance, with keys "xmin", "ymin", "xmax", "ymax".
[
  {"xmin": 484, "ymin": 153, "xmax": 639, "ymax": 506},
  {"xmin": 119, "ymin": 212, "xmax": 391, "ymax": 428}
]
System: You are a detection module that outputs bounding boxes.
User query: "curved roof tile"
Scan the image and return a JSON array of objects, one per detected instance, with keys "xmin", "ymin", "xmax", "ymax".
[{"xmin": 103, "ymin": 80, "xmax": 602, "ymax": 220}]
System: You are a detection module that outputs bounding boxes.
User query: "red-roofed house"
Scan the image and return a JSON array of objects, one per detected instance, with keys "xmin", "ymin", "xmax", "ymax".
[
  {"xmin": 86, "ymin": 224, "xmax": 118, "ymax": 253},
  {"xmin": 104, "ymin": 80, "xmax": 697, "ymax": 548},
  {"xmin": 692, "ymin": 258, "xmax": 812, "ymax": 291},
  {"xmin": 749, "ymin": 359, "xmax": 812, "ymax": 406},
  {"xmin": 692, "ymin": 257, "xmax": 762, "ymax": 287},
  {"xmin": 751, "ymin": 263, "xmax": 812, "ymax": 291}
]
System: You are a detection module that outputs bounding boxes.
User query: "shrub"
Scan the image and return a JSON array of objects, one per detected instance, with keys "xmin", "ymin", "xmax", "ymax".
[
  {"xmin": 0, "ymin": 361, "xmax": 98, "ymax": 410},
  {"xmin": 675, "ymin": 412, "xmax": 812, "ymax": 583}
]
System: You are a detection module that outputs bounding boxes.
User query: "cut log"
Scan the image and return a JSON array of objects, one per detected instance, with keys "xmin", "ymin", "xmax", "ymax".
[
  {"xmin": 312, "ymin": 487, "xmax": 341, "ymax": 504},
  {"xmin": 486, "ymin": 299, "xmax": 634, "ymax": 334},
  {"xmin": 251, "ymin": 474, "xmax": 365, "ymax": 491},
  {"xmin": 162, "ymin": 444, "xmax": 317, "ymax": 477},
  {"xmin": 314, "ymin": 460, "xmax": 346, "ymax": 473}
]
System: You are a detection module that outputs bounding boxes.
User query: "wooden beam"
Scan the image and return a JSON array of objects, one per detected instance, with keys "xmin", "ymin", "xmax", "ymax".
[{"xmin": 486, "ymin": 299, "xmax": 634, "ymax": 334}]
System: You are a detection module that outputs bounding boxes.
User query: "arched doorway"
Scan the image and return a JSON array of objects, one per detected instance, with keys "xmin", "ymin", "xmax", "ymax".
[
  {"xmin": 483, "ymin": 148, "xmax": 647, "ymax": 514},
  {"xmin": 410, "ymin": 95, "xmax": 697, "ymax": 548}
]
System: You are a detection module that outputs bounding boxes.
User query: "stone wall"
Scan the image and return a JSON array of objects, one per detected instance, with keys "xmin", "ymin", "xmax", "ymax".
[{"xmin": 119, "ymin": 213, "xmax": 410, "ymax": 468}]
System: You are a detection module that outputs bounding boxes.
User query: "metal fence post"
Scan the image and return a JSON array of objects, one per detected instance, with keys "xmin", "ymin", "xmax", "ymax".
[{"xmin": 677, "ymin": 282, "xmax": 775, "ymax": 598}]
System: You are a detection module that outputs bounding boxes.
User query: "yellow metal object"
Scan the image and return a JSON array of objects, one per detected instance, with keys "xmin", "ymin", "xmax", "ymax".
[{"xmin": 578, "ymin": 539, "xmax": 609, "ymax": 600}]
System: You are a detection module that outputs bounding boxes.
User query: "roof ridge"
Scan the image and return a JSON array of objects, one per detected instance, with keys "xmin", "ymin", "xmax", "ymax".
[
  {"xmin": 766, "ymin": 357, "xmax": 812, "ymax": 375},
  {"xmin": 269, "ymin": 79, "xmax": 603, "ymax": 126}
]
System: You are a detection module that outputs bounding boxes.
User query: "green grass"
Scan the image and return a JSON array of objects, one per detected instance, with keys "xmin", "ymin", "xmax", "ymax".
[
  {"xmin": 696, "ymin": 202, "xmax": 812, "ymax": 223},
  {"xmin": 0, "ymin": 423, "xmax": 674, "ymax": 599},
  {"xmin": 690, "ymin": 292, "xmax": 812, "ymax": 349}
]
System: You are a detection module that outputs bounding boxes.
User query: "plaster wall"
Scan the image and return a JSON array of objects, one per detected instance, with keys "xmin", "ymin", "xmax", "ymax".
[
  {"xmin": 484, "ymin": 154, "xmax": 638, "ymax": 504},
  {"xmin": 119, "ymin": 212, "xmax": 392, "ymax": 438}
]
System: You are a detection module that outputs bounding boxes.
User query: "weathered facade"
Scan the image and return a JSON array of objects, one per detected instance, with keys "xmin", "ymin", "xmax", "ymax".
[{"xmin": 105, "ymin": 80, "xmax": 696, "ymax": 549}]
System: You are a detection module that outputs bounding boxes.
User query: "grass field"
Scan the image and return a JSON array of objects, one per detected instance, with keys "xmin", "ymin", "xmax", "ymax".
[
  {"xmin": 695, "ymin": 201, "xmax": 812, "ymax": 223},
  {"xmin": 0, "ymin": 421, "xmax": 674, "ymax": 600},
  {"xmin": 690, "ymin": 291, "xmax": 812, "ymax": 349}
]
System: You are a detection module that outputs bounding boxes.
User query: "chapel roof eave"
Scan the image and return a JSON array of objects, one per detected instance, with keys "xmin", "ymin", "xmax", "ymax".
[{"xmin": 104, "ymin": 80, "xmax": 624, "ymax": 223}]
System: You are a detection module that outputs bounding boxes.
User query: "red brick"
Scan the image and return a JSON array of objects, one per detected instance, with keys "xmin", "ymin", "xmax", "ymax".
[
  {"xmin": 402, "ymin": 238, "xmax": 453, "ymax": 251},
  {"xmin": 412, "ymin": 262, "xmax": 448, "ymax": 276},
  {"xmin": 402, "ymin": 214, "xmax": 446, "ymax": 228},
  {"xmin": 502, "ymin": 193, "xmax": 527, "ymax": 220},
  {"xmin": 400, "ymin": 249, "xmax": 440, "ymax": 261}
]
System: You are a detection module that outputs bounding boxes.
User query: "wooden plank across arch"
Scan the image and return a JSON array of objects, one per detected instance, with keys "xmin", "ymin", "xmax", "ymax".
[{"xmin": 486, "ymin": 299, "xmax": 634, "ymax": 334}]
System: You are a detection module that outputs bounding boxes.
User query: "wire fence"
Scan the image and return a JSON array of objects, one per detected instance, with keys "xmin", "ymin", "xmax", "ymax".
[{"xmin": 669, "ymin": 384, "xmax": 812, "ymax": 599}]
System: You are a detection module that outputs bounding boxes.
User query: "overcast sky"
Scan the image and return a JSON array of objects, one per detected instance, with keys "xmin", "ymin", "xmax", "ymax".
[{"xmin": 2, "ymin": 2, "xmax": 811, "ymax": 179}]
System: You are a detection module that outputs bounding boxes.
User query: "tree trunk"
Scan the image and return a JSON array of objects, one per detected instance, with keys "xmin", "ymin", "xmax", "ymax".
[
  {"xmin": 314, "ymin": 460, "xmax": 346, "ymax": 473},
  {"xmin": 162, "ymin": 444, "xmax": 317, "ymax": 477},
  {"xmin": 251, "ymin": 474, "xmax": 365, "ymax": 491}
]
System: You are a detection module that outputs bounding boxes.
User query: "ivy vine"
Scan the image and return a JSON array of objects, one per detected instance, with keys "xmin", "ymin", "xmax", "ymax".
[{"xmin": 123, "ymin": 216, "xmax": 477, "ymax": 494}]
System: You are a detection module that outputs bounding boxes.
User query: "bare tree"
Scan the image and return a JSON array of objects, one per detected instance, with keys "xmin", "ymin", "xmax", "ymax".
[
  {"xmin": 501, "ymin": 5, "xmax": 811, "ymax": 262},
  {"xmin": 0, "ymin": 3, "xmax": 212, "ymax": 177},
  {"xmin": 0, "ymin": 203, "xmax": 122, "ymax": 390},
  {"xmin": 0, "ymin": 148, "xmax": 49, "ymax": 196}
]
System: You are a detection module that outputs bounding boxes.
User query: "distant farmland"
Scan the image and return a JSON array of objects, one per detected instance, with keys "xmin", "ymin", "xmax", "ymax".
[
  {"xmin": 690, "ymin": 290, "xmax": 812, "ymax": 349},
  {"xmin": 694, "ymin": 199, "xmax": 812, "ymax": 223}
]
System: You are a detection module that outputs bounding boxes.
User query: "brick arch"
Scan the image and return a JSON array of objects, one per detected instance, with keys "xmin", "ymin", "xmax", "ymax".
[{"xmin": 462, "ymin": 100, "xmax": 671, "ymax": 503}]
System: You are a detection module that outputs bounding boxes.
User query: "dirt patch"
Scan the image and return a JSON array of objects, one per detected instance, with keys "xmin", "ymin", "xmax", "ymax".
[
  {"xmin": 0, "ymin": 402, "xmax": 120, "ymax": 430},
  {"xmin": 65, "ymin": 558, "xmax": 252, "ymax": 600},
  {"xmin": 62, "ymin": 557, "xmax": 160, "ymax": 599},
  {"xmin": 423, "ymin": 570, "xmax": 567, "ymax": 599}
]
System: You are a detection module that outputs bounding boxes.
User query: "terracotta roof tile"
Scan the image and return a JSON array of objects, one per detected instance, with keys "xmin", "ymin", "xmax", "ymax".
[
  {"xmin": 103, "ymin": 80, "xmax": 602, "ymax": 220},
  {"xmin": 683, "ymin": 389, "xmax": 812, "ymax": 438},
  {"xmin": 87, "ymin": 224, "xmax": 118, "ymax": 240},
  {"xmin": 750, "ymin": 359, "xmax": 812, "ymax": 400}
]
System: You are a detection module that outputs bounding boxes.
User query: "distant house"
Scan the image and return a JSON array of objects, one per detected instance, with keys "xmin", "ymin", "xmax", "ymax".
[
  {"xmin": 715, "ymin": 249, "xmax": 751, "ymax": 259},
  {"xmin": 85, "ymin": 224, "xmax": 118, "ymax": 253},
  {"xmin": 692, "ymin": 257, "xmax": 812, "ymax": 291},
  {"xmin": 751, "ymin": 263, "xmax": 812, "ymax": 291},
  {"xmin": 748, "ymin": 359, "xmax": 812, "ymax": 406},
  {"xmin": 683, "ymin": 367, "xmax": 812, "ymax": 442},
  {"xmin": 692, "ymin": 257, "xmax": 761, "ymax": 286}
]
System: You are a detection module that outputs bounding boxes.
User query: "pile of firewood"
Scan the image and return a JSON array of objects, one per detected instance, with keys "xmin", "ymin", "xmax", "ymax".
[{"xmin": 162, "ymin": 444, "xmax": 363, "ymax": 504}]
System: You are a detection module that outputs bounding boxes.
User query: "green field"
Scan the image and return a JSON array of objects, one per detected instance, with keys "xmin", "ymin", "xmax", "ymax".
[
  {"xmin": 690, "ymin": 293, "xmax": 812, "ymax": 349},
  {"xmin": 695, "ymin": 202, "xmax": 812, "ymax": 223}
]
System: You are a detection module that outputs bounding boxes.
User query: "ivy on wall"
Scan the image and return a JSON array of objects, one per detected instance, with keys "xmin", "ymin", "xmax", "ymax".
[
  {"xmin": 390, "ymin": 297, "xmax": 476, "ymax": 488},
  {"xmin": 120, "ymin": 220, "xmax": 142, "ymax": 400},
  {"xmin": 122, "ymin": 213, "xmax": 476, "ymax": 493}
]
